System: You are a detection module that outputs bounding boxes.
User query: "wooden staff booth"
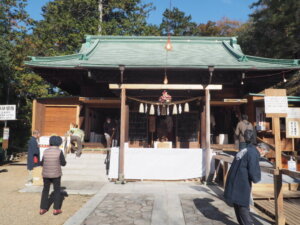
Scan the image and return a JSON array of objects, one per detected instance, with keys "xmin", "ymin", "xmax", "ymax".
[{"xmin": 32, "ymin": 96, "xmax": 121, "ymax": 148}]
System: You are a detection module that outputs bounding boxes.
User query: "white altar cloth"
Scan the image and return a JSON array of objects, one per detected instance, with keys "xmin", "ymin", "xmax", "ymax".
[{"xmin": 108, "ymin": 147, "xmax": 205, "ymax": 180}]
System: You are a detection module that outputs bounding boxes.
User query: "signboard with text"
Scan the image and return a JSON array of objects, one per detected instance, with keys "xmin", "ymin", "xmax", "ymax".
[
  {"xmin": 3, "ymin": 127, "xmax": 9, "ymax": 140},
  {"xmin": 286, "ymin": 108, "xmax": 300, "ymax": 138},
  {"xmin": 0, "ymin": 105, "xmax": 16, "ymax": 120},
  {"xmin": 264, "ymin": 96, "xmax": 288, "ymax": 114}
]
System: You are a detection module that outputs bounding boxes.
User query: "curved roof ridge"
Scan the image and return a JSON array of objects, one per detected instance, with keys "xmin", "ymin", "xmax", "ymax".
[
  {"xmin": 246, "ymin": 55, "xmax": 299, "ymax": 65},
  {"xmin": 85, "ymin": 35, "xmax": 235, "ymax": 42},
  {"xmin": 28, "ymin": 53, "xmax": 83, "ymax": 62},
  {"xmin": 222, "ymin": 40, "xmax": 248, "ymax": 62},
  {"xmin": 79, "ymin": 38, "xmax": 101, "ymax": 60}
]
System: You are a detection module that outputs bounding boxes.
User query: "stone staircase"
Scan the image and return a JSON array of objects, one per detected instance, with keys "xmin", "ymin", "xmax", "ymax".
[
  {"xmin": 61, "ymin": 153, "xmax": 109, "ymax": 194},
  {"xmin": 62, "ymin": 153, "xmax": 108, "ymax": 182},
  {"xmin": 20, "ymin": 152, "xmax": 109, "ymax": 195}
]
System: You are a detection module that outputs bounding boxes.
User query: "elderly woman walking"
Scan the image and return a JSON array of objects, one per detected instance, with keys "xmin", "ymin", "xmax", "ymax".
[{"xmin": 39, "ymin": 136, "xmax": 66, "ymax": 215}]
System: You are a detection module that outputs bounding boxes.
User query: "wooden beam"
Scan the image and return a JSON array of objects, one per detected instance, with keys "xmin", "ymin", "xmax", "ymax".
[
  {"xmin": 109, "ymin": 84, "xmax": 222, "ymax": 90},
  {"xmin": 118, "ymin": 88, "xmax": 126, "ymax": 183},
  {"xmin": 223, "ymin": 99, "xmax": 247, "ymax": 103},
  {"xmin": 79, "ymin": 97, "xmax": 121, "ymax": 105},
  {"xmin": 282, "ymin": 169, "xmax": 300, "ymax": 179},
  {"xmin": 214, "ymin": 154, "xmax": 234, "ymax": 163}
]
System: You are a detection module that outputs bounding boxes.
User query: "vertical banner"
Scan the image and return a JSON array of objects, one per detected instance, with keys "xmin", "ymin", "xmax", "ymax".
[
  {"xmin": 286, "ymin": 108, "xmax": 300, "ymax": 138},
  {"xmin": 2, "ymin": 127, "xmax": 9, "ymax": 150}
]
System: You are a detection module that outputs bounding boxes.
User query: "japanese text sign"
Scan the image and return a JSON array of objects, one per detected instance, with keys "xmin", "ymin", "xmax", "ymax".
[{"xmin": 0, "ymin": 105, "xmax": 16, "ymax": 120}]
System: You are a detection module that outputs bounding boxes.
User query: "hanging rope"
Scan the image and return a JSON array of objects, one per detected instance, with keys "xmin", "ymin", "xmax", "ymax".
[
  {"xmin": 127, "ymin": 96, "xmax": 201, "ymax": 106},
  {"xmin": 244, "ymin": 69, "xmax": 297, "ymax": 79}
]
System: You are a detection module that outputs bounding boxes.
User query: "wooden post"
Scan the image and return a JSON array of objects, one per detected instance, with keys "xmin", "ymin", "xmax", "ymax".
[
  {"xmin": 223, "ymin": 161, "xmax": 228, "ymax": 188},
  {"xmin": 200, "ymin": 103, "xmax": 206, "ymax": 149},
  {"xmin": 125, "ymin": 105, "xmax": 129, "ymax": 142},
  {"xmin": 32, "ymin": 99, "xmax": 37, "ymax": 132},
  {"xmin": 118, "ymin": 88, "xmax": 126, "ymax": 183},
  {"xmin": 84, "ymin": 107, "xmax": 90, "ymax": 140},
  {"xmin": 273, "ymin": 116, "xmax": 285, "ymax": 225},
  {"xmin": 205, "ymin": 89, "xmax": 212, "ymax": 181},
  {"xmin": 264, "ymin": 89, "xmax": 287, "ymax": 225}
]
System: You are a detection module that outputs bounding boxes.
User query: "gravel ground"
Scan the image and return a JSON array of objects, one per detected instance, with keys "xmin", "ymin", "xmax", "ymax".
[{"xmin": 0, "ymin": 158, "xmax": 91, "ymax": 225}]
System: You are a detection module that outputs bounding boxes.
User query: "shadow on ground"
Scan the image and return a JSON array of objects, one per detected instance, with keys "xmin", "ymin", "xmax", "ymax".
[
  {"xmin": 46, "ymin": 187, "xmax": 69, "ymax": 210},
  {"xmin": 193, "ymin": 198, "xmax": 238, "ymax": 225}
]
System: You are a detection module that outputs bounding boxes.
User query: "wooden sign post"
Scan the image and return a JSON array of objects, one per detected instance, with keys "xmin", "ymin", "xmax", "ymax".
[{"xmin": 264, "ymin": 89, "xmax": 287, "ymax": 225}]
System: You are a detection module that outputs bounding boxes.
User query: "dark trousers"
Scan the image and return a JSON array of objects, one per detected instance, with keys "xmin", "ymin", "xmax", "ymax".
[
  {"xmin": 40, "ymin": 177, "xmax": 61, "ymax": 210},
  {"xmin": 233, "ymin": 204, "xmax": 253, "ymax": 225}
]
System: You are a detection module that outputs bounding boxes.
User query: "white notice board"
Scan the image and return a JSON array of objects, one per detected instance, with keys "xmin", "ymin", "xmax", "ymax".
[
  {"xmin": 264, "ymin": 96, "xmax": 288, "ymax": 114},
  {"xmin": 286, "ymin": 108, "xmax": 300, "ymax": 138},
  {"xmin": 287, "ymin": 108, "xmax": 300, "ymax": 119},
  {"xmin": 0, "ymin": 105, "xmax": 16, "ymax": 120}
]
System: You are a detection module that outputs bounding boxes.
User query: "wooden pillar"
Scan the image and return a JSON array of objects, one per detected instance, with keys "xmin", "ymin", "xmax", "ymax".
[
  {"xmin": 205, "ymin": 89, "xmax": 212, "ymax": 180},
  {"xmin": 273, "ymin": 116, "xmax": 285, "ymax": 225},
  {"xmin": 32, "ymin": 99, "xmax": 37, "ymax": 132},
  {"xmin": 200, "ymin": 103, "xmax": 206, "ymax": 149},
  {"xmin": 246, "ymin": 96, "xmax": 255, "ymax": 124},
  {"xmin": 125, "ymin": 105, "xmax": 129, "ymax": 142},
  {"xmin": 84, "ymin": 107, "xmax": 90, "ymax": 140},
  {"xmin": 118, "ymin": 88, "xmax": 126, "ymax": 183}
]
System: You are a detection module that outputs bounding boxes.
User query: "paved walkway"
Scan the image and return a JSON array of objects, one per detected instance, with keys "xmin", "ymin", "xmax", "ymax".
[{"xmin": 64, "ymin": 182, "xmax": 273, "ymax": 225}]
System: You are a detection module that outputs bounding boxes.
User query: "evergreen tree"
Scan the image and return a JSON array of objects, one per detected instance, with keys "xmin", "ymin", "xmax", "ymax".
[
  {"xmin": 32, "ymin": 0, "xmax": 155, "ymax": 56},
  {"xmin": 0, "ymin": 0, "xmax": 52, "ymax": 149},
  {"xmin": 160, "ymin": 7, "xmax": 197, "ymax": 36},
  {"xmin": 238, "ymin": 0, "xmax": 300, "ymax": 58}
]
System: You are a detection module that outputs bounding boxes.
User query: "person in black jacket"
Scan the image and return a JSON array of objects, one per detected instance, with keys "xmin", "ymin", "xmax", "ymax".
[
  {"xmin": 224, "ymin": 142, "xmax": 270, "ymax": 225},
  {"xmin": 103, "ymin": 117, "xmax": 116, "ymax": 148},
  {"xmin": 26, "ymin": 130, "xmax": 40, "ymax": 186}
]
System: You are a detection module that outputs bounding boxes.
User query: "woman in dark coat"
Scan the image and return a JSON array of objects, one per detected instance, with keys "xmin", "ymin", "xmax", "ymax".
[
  {"xmin": 39, "ymin": 136, "xmax": 66, "ymax": 215},
  {"xmin": 224, "ymin": 143, "xmax": 269, "ymax": 225},
  {"xmin": 26, "ymin": 130, "xmax": 40, "ymax": 185}
]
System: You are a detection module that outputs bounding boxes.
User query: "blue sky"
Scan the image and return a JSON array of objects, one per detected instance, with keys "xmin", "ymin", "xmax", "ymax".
[{"xmin": 26, "ymin": 0, "xmax": 257, "ymax": 24}]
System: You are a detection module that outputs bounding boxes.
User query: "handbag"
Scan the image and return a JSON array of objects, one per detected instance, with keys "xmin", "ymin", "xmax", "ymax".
[{"xmin": 33, "ymin": 155, "xmax": 39, "ymax": 164}]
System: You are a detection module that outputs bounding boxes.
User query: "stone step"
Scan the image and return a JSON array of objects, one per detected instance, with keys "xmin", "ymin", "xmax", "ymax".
[
  {"xmin": 62, "ymin": 175, "xmax": 108, "ymax": 182},
  {"xmin": 62, "ymin": 170, "xmax": 106, "ymax": 176},
  {"xmin": 63, "ymin": 166, "xmax": 106, "ymax": 171},
  {"xmin": 61, "ymin": 153, "xmax": 109, "ymax": 183},
  {"xmin": 65, "ymin": 154, "xmax": 107, "ymax": 160}
]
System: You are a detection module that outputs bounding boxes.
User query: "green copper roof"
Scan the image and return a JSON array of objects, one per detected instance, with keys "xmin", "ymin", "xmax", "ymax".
[{"xmin": 25, "ymin": 35, "xmax": 300, "ymax": 70}]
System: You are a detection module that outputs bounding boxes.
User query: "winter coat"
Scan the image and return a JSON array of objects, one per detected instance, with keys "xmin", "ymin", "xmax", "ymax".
[
  {"xmin": 103, "ymin": 121, "xmax": 116, "ymax": 136},
  {"xmin": 27, "ymin": 136, "xmax": 40, "ymax": 170},
  {"xmin": 41, "ymin": 147, "xmax": 66, "ymax": 178},
  {"xmin": 224, "ymin": 144, "xmax": 261, "ymax": 207},
  {"xmin": 235, "ymin": 120, "xmax": 257, "ymax": 144}
]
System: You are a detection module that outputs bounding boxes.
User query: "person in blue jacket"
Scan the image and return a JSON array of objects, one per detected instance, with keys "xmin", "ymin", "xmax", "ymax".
[
  {"xmin": 224, "ymin": 142, "xmax": 270, "ymax": 225},
  {"xmin": 26, "ymin": 130, "xmax": 40, "ymax": 185}
]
